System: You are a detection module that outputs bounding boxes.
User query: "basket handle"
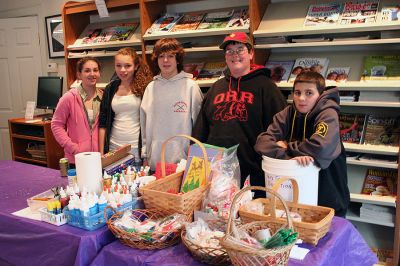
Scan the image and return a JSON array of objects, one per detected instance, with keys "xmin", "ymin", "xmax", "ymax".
[
  {"xmin": 104, "ymin": 205, "xmax": 117, "ymax": 220},
  {"xmin": 226, "ymin": 186, "xmax": 294, "ymax": 237},
  {"xmin": 160, "ymin": 134, "xmax": 209, "ymax": 183},
  {"xmin": 267, "ymin": 177, "xmax": 299, "ymax": 218}
]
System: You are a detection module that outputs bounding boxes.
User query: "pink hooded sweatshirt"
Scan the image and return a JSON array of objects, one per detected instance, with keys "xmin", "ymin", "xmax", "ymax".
[{"xmin": 51, "ymin": 88, "xmax": 99, "ymax": 163}]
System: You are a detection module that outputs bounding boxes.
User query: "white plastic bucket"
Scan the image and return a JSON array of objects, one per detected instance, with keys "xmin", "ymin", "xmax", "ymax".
[{"xmin": 262, "ymin": 156, "xmax": 320, "ymax": 205}]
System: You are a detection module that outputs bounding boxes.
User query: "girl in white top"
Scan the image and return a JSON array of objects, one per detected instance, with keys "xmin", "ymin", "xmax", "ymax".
[
  {"xmin": 140, "ymin": 38, "xmax": 203, "ymax": 170},
  {"xmin": 99, "ymin": 48, "xmax": 153, "ymax": 159}
]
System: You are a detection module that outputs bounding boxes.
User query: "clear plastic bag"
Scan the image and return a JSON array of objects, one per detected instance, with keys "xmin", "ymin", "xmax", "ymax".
[{"xmin": 202, "ymin": 145, "xmax": 241, "ymax": 219}]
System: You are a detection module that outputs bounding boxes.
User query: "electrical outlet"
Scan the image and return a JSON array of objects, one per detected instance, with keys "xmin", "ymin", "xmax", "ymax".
[{"xmin": 46, "ymin": 62, "xmax": 58, "ymax": 73}]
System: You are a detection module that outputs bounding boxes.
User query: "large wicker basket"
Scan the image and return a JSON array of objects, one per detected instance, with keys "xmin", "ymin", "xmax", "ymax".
[
  {"xmin": 182, "ymin": 218, "xmax": 231, "ymax": 265},
  {"xmin": 106, "ymin": 207, "xmax": 189, "ymax": 250},
  {"xmin": 239, "ymin": 177, "xmax": 334, "ymax": 246},
  {"xmin": 26, "ymin": 142, "xmax": 46, "ymax": 160},
  {"xmin": 139, "ymin": 135, "xmax": 209, "ymax": 218},
  {"xmin": 221, "ymin": 186, "xmax": 297, "ymax": 266}
]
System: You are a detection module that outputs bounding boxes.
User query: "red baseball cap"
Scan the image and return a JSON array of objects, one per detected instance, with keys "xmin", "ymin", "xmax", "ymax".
[{"xmin": 219, "ymin": 32, "xmax": 253, "ymax": 50}]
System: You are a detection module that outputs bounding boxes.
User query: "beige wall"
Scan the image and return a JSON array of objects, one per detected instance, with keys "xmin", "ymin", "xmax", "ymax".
[{"xmin": 0, "ymin": 0, "xmax": 68, "ymax": 93}]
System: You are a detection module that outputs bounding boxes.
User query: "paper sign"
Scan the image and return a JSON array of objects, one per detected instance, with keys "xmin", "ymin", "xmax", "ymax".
[
  {"xmin": 95, "ymin": 0, "xmax": 109, "ymax": 18},
  {"xmin": 25, "ymin": 101, "xmax": 36, "ymax": 120}
]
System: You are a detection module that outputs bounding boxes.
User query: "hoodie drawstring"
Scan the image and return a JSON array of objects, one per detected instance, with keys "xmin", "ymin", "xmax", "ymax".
[
  {"xmin": 228, "ymin": 76, "xmax": 242, "ymax": 95},
  {"xmin": 289, "ymin": 110, "xmax": 309, "ymax": 142}
]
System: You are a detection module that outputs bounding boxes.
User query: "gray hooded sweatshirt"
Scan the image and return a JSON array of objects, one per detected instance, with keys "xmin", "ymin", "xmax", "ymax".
[{"xmin": 140, "ymin": 71, "xmax": 203, "ymax": 170}]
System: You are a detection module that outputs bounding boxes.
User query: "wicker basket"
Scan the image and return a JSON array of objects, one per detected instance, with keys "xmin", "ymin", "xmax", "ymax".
[
  {"xmin": 106, "ymin": 207, "xmax": 188, "ymax": 250},
  {"xmin": 26, "ymin": 142, "xmax": 46, "ymax": 160},
  {"xmin": 182, "ymin": 218, "xmax": 231, "ymax": 265},
  {"xmin": 239, "ymin": 177, "xmax": 334, "ymax": 246},
  {"xmin": 139, "ymin": 135, "xmax": 209, "ymax": 218},
  {"xmin": 221, "ymin": 186, "xmax": 297, "ymax": 266}
]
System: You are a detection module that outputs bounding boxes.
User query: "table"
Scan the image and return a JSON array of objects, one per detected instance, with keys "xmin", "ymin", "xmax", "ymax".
[
  {"xmin": 92, "ymin": 216, "xmax": 378, "ymax": 266},
  {"xmin": 0, "ymin": 160, "xmax": 115, "ymax": 266}
]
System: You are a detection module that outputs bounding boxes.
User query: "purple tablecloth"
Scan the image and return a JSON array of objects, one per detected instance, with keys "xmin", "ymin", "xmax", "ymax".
[
  {"xmin": 91, "ymin": 217, "xmax": 377, "ymax": 266},
  {"xmin": 0, "ymin": 160, "xmax": 115, "ymax": 266}
]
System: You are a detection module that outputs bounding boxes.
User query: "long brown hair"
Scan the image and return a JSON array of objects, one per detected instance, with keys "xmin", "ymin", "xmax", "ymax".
[{"xmin": 115, "ymin": 47, "xmax": 153, "ymax": 97}]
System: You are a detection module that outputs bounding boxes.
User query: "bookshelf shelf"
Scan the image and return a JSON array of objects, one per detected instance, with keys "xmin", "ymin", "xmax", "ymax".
[
  {"xmin": 278, "ymin": 81, "xmax": 400, "ymax": 90},
  {"xmin": 347, "ymin": 158, "xmax": 398, "ymax": 169},
  {"xmin": 255, "ymin": 38, "xmax": 400, "ymax": 52},
  {"xmin": 346, "ymin": 208, "xmax": 395, "ymax": 227},
  {"xmin": 143, "ymin": 27, "xmax": 250, "ymax": 41},
  {"xmin": 344, "ymin": 143, "xmax": 399, "ymax": 156},
  {"xmin": 350, "ymin": 193, "xmax": 396, "ymax": 207}
]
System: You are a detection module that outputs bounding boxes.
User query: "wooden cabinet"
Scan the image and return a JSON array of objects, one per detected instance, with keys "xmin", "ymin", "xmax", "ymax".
[{"xmin": 8, "ymin": 118, "xmax": 64, "ymax": 169}]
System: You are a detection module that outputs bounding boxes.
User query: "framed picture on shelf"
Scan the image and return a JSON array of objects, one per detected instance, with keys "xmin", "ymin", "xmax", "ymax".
[{"xmin": 45, "ymin": 15, "xmax": 64, "ymax": 58}]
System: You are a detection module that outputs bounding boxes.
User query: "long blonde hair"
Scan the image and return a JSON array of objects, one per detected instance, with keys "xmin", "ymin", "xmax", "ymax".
[{"xmin": 115, "ymin": 47, "xmax": 153, "ymax": 97}]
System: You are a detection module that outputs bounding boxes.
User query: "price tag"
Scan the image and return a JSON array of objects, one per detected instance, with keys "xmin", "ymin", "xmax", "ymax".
[
  {"xmin": 25, "ymin": 101, "xmax": 36, "ymax": 120},
  {"xmin": 95, "ymin": 0, "xmax": 109, "ymax": 18}
]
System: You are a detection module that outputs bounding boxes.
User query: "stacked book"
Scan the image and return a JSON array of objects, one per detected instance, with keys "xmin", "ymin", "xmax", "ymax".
[{"xmin": 360, "ymin": 203, "xmax": 395, "ymax": 224}]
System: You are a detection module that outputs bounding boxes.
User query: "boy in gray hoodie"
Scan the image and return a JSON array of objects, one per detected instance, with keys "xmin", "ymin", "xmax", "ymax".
[{"xmin": 255, "ymin": 71, "xmax": 350, "ymax": 217}]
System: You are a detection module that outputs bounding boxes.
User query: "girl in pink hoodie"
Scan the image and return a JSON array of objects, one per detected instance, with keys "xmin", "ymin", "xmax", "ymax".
[{"xmin": 51, "ymin": 57, "xmax": 103, "ymax": 164}]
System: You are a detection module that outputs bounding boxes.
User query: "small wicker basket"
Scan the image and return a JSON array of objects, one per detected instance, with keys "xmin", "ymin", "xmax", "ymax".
[
  {"xmin": 139, "ymin": 135, "xmax": 210, "ymax": 219},
  {"xmin": 239, "ymin": 177, "xmax": 334, "ymax": 246},
  {"xmin": 26, "ymin": 142, "xmax": 46, "ymax": 160},
  {"xmin": 106, "ymin": 207, "xmax": 188, "ymax": 250},
  {"xmin": 221, "ymin": 186, "xmax": 297, "ymax": 266},
  {"xmin": 182, "ymin": 218, "xmax": 231, "ymax": 265}
]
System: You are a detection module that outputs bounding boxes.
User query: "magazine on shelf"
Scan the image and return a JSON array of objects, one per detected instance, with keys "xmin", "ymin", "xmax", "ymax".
[
  {"xmin": 339, "ymin": 113, "xmax": 367, "ymax": 143},
  {"xmin": 183, "ymin": 62, "xmax": 205, "ymax": 79},
  {"xmin": 326, "ymin": 67, "xmax": 351, "ymax": 82},
  {"xmin": 146, "ymin": 13, "xmax": 182, "ymax": 34},
  {"xmin": 339, "ymin": 0, "xmax": 380, "ymax": 25},
  {"xmin": 371, "ymin": 248, "xmax": 394, "ymax": 263},
  {"xmin": 74, "ymin": 20, "xmax": 139, "ymax": 46},
  {"xmin": 197, "ymin": 62, "xmax": 226, "ymax": 80},
  {"xmin": 227, "ymin": 9, "xmax": 250, "ymax": 28},
  {"xmin": 197, "ymin": 10, "xmax": 234, "ymax": 30},
  {"xmin": 170, "ymin": 12, "xmax": 205, "ymax": 32},
  {"xmin": 288, "ymin": 57, "xmax": 329, "ymax": 82},
  {"xmin": 361, "ymin": 168, "xmax": 397, "ymax": 196},
  {"xmin": 361, "ymin": 55, "xmax": 400, "ymax": 80},
  {"xmin": 380, "ymin": 5, "xmax": 400, "ymax": 22},
  {"xmin": 264, "ymin": 60, "xmax": 295, "ymax": 82},
  {"xmin": 363, "ymin": 115, "xmax": 400, "ymax": 146},
  {"xmin": 304, "ymin": 3, "xmax": 342, "ymax": 26}
]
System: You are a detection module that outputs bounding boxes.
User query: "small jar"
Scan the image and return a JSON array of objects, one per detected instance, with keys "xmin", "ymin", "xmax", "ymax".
[{"xmin": 67, "ymin": 168, "xmax": 77, "ymax": 187}]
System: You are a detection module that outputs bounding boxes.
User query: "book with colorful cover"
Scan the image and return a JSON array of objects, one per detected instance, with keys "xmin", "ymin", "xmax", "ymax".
[
  {"xmin": 339, "ymin": 113, "xmax": 367, "ymax": 143},
  {"xmin": 363, "ymin": 115, "xmax": 400, "ymax": 146},
  {"xmin": 288, "ymin": 57, "xmax": 330, "ymax": 82},
  {"xmin": 326, "ymin": 67, "xmax": 351, "ymax": 82},
  {"xmin": 227, "ymin": 9, "xmax": 250, "ymax": 28},
  {"xmin": 183, "ymin": 62, "xmax": 205, "ymax": 79},
  {"xmin": 304, "ymin": 3, "xmax": 342, "ymax": 26},
  {"xmin": 81, "ymin": 28, "xmax": 103, "ymax": 44},
  {"xmin": 380, "ymin": 5, "xmax": 400, "ymax": 22},
  {"xmin": 361, "ymin": 168, "xmax": 397, "ymax": 196},
  {"xmin": 108, "ymin": 22, "xmax": 139, "ymax": 41},
  {"xmin": 171, "ymin": 12, "xmax": 205, "ymax": 32},
  {"xmin": 146, "ymin": 13, "xmax": 182, "ymax": 34},
  {"xmin": 180, "ymin": 144, "xmax": 225, "ymax": 193},
  {"xmin": 264, "ymin": 60, "xmax": 295, "ymax": 83},
  {"xmin": 197, "ymin": 10, "xmax": 234, "ymax": 29},
  {"xmin": 197, "ymin": 62, "xmax": 226, "ymax": 80},
  {"xmin": 361, "ymin": 55, "xmax": 400, "ymax": 80},
  {"xmin": 339, "ymin": 0, "xmax": 380, "ymax": 25},
  {"xmin": 371, "ymin": 248, "xmax": 394, "ymax": 263}
]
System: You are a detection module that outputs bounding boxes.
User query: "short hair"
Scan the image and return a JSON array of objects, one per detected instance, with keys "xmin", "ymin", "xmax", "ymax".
[
  {"xmin": 151, "ymin": 38, "xmax": 185, "ymax": 73},
  {"xmin": 223, "ymin": 41, "xmax": 253, "ymax": 52},
  {"xmin": 293, "ymin": 71, "xmax": 326, "ymax": 94},
  {"xmin": 115, "ymin": 47, "xmax": 153, "ymax": 97},
  {"xmin": 76, "ymin": 57, "xmax": 101, "ymax": 73}
]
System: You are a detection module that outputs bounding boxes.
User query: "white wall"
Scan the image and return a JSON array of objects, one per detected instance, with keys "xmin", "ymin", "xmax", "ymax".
[{"xmin": 0, "ymin": 0, "xmax": 68, "ymax": 93}]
